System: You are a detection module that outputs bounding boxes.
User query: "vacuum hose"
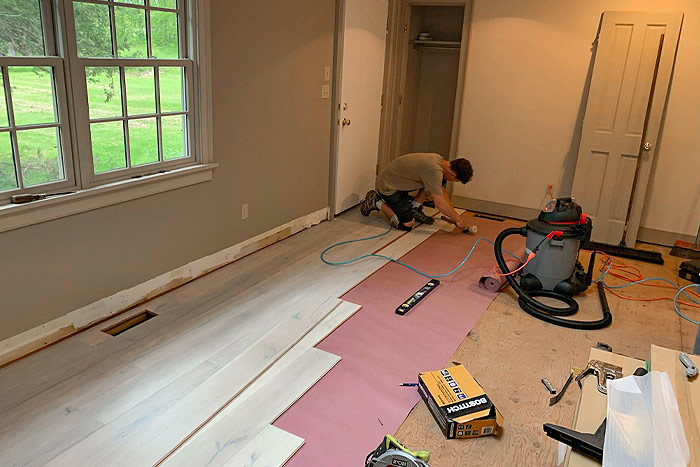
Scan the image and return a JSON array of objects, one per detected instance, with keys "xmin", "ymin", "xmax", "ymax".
[{"xmin": 493, "ymin": 227, "xmax": 612, "ymax": 330}]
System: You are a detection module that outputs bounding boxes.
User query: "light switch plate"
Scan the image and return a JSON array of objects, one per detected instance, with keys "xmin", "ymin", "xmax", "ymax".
[
  {"xmin": 324, "ymin": 66, "xmax": 331, "ymax": 81},
  {"xmin": 322, "ymin": 84, "xmax": 330, "ymax": 99},
  {"xmin": 241, "ymin": 203, "xmax": 248, "ymax": 220}
]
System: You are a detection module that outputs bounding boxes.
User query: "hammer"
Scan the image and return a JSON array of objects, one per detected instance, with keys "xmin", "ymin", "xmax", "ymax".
[{"xmin": 440, "ymin": 216, "xmax": 478, "ymax": 235}]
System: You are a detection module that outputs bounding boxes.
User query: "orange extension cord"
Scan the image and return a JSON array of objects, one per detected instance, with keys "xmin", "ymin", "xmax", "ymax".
[{"xmin": 590, "ymin": 252, "xmax": 700, "ymax": 309}]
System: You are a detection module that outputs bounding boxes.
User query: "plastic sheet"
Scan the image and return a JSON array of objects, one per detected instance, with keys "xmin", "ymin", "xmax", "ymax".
[{"xmin": 603, "ymin": 371, "xmax": 689, "ymax": 467}]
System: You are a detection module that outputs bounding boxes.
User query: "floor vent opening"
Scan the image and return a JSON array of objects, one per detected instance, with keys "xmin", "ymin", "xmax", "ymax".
[{"xmin": 102, "ymin": 311, "xmax": 157, "ymax": 336}]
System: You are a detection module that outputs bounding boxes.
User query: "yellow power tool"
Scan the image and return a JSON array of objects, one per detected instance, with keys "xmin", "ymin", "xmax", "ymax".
[{"xmin": 365, "ymin": 435, "xmax": 430, "ymax": 467}]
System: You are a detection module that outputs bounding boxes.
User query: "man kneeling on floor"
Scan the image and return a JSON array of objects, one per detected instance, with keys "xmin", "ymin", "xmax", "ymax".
[{"xmin": 361, "ymin": 152, "xmax": 473, "ymax": 231}]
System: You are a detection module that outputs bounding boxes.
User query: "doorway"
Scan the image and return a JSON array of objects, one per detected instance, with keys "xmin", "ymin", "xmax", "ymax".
[
  {"xmin": 378, "ymin": 1, "xmax": 471, "ymax": 172},
  {"xmin": 329, "ymin": 0, "xmax": 471, "ymax": 216}
]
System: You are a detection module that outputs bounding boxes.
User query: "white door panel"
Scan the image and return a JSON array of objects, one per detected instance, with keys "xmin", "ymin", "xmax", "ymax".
[
  {"xmin": 334, "ymin": 0, "xmax": 389, "ymax": 214},
  {"xmin": 571, "ymin": 11, "xmax": 682, "ymax": 245}
]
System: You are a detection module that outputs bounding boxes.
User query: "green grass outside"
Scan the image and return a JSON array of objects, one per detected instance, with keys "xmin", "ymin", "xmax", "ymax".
[{"xmin": 0, "ymin": 60, "xmax": 186, "ymax": 192}]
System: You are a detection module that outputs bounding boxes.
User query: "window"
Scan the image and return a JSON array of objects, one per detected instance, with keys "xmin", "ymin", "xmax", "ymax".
[
  {"xmin": 0, "ymin": 0, "xmax": 210, "ymax": 213},
  {"xmin": 0, "ymin": 0, "xmax": 75, "ymax": 193}
]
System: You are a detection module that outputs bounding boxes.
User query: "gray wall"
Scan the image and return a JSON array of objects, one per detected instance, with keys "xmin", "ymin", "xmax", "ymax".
[{"xmin": 0, "ymin": 0, "xmax": 336, "ymax": 341}]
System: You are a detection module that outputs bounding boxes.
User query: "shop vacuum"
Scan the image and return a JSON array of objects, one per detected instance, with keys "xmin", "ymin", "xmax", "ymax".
[{"xmin": 493, "ymin": 198, "xmax": 612, "ymax": 330}]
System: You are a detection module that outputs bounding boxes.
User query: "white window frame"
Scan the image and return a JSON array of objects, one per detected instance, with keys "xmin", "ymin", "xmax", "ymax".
[{"xmin": 0, "ymin": 0, "xmax": 214, "ymax": 233}]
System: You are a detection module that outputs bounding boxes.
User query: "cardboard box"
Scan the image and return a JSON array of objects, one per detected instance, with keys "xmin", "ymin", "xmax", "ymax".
[{"xmin": 418, "ymin": 364, "xmax": 504, "ymax": 439}]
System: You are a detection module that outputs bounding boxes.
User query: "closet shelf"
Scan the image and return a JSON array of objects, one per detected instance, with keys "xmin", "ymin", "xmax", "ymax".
[{"xmin": 412, "ymin": 40, "xmax": 461, "ymax": 50}]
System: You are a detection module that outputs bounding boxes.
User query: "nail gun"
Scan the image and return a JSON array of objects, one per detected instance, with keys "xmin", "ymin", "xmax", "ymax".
[{"xmin": 365, "ymin": 435, "xmax": 430, "ymax": 467}]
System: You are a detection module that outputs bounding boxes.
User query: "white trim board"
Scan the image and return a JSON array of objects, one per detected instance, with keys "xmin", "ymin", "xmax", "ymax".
[{"xmin": 0, "ymin": 207, "xmax": 329, "ymax": 368}]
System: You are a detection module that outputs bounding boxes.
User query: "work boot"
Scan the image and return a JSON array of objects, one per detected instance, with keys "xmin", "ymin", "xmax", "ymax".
[
  {"xmin": 360, "ymin": 190, "xmax": 380, "ymax": 216},
  {"xmin": 411, "ymin": 206, "xmax": 434, "ymax": 225}
]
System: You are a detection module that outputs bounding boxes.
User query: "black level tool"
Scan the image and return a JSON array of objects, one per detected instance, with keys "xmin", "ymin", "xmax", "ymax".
[{"xmin": 396, "ymin": 280, "xmax": 439, "ymax": 315}]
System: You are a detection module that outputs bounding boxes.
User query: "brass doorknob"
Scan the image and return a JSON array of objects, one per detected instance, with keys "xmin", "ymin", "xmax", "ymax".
[
  {"xmin": 643, "ymin": 142, "xmax": 652, "ymax": 151},
  {"xmin": 342, "ymin": 118, "xmax": 351, "ymax": 127}
]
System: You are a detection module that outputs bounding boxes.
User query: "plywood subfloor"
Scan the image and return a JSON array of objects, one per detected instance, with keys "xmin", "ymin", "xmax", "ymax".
[{"xmin": 394, "ymin": 244, "xmax": 698, "ymax": 466}]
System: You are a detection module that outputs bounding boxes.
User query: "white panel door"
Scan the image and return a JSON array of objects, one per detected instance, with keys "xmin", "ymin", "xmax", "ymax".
[
  {"xmin": 571, "ymin": 11, "xmax": 683, "ymax": 245},
  {"xmin": 334, "ymin": 0, "xmax": 389, "ymax": 214}
]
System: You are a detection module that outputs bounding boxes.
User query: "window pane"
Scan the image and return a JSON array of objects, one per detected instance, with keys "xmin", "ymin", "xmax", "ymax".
[
  {"xmin": 8, "ymin": 66, "xmax": 57, "ymax": 126},
  {"xmin": 150, "ymin": 10, "xmax": 178, "ymax": 58},
  {"xmin": 115, "ymin": 0, "xmax": 144, "ymax": 5},
  {"xmin": 0, "ymin": 71, "xmax": 8, "ymax": 127},
  {"xmin": 161, "ymin": 114, "xmax": 185, "ymax": 160},
  {"xmin": 17, "ymin": 127, "xmax": 62, "ymax": 186},
  {"xmin": 91, "ymin": 121, "xmax": 126, "ymax": 173},
  {"xmin": 150, "ymin": 0, "xmax": 177, "ymax": 9},
  {"xmin": 115, "ymin": 6, "xmax": 147, "ymax": 58},
  {"xmin": 159, "ymin": 67, "xmax": 183, "ymax": 112},
  {"xmin": 74, "ymin": 2, "xmax": 113, "ymax": 58},
  {"xmin": 125, "ymin": 67, "xmax": 155, "ymax": 115},
  {"xmin": 0, "ymin": 132, "xmax": 17, "ymax": 190},
  {"xmin": 129, "ymin": 118, "xmax": 157, "ymax": 165},
  {"xmin": 0, "ymin": 0, "xmax": 44, "ymax": 56},
  {"xmin": 86, "ymin": 67, "xmax": 122, "ymax": 119}
]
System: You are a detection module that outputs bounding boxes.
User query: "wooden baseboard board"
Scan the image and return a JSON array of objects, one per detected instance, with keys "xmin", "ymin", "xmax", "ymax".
[
  {"xmin": 453, "ymin": 196, "xmax": 693, "ymax": 247},
  {"xmin": 0, "ymin": 207, "xmax": 329, "ymax": 368}
]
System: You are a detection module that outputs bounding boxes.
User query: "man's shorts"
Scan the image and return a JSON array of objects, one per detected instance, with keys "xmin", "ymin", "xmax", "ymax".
[{"xmin": 379, "ymin": 191, "xmax": 414, "ymax": 225}]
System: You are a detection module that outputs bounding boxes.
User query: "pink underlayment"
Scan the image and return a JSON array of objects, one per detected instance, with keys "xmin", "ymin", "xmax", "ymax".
[{"xmin": 274, "ymin": 216, "xmax": 523, "ymax": 466}]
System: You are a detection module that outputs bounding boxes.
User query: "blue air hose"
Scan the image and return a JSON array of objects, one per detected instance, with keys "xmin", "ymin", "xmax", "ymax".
[{"xmin": 320, "ymin": 220, "xmax": 522, "ymax": 279}]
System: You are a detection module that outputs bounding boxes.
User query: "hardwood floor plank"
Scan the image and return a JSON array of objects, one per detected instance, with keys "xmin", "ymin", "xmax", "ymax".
[
  {"xmin": 44, "ymin": 360, "xmax": 221, "ymax": 466},
  {"xmin": 46, "ymin": 296, "xmax": 341, "ymax": 466},
  {"xmin": 221, "ymin": 425, "xmax": 304, "ymax": 467},
  {"xmin": 162, "ymin": 348, "xmax": 339, "ymax": 466},
  {"xmin": 0, "ymin": 209, "xmax": 444, "ymax": 466}
]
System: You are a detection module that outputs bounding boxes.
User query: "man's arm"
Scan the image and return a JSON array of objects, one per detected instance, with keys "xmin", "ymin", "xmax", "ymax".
[{"xmin": 432, "ymin": 190, "xmax": 466, "ymax": 230}]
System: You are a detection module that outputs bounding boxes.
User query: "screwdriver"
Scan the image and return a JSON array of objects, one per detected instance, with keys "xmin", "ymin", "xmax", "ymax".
[{"xmin": 10, "ymin": 192, "xmax": 75, "ymax": 204}]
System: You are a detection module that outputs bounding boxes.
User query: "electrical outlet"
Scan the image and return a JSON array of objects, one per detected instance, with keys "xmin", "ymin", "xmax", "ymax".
[
  {"xmin": 324, "ymin": 66, "xmax": 330, "ymax": 81},
  {"xmin": 241, "ymin": 203, "xmax": 248, "ymax": 220},
  {"xmin": 322, "ymin": 84, "xmax": 330, "ymax": 99}
]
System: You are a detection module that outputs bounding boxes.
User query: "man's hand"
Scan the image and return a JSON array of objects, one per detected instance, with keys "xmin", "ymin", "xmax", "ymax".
[{"xmin": 432, "ymin": 193, "xmax": 465, "ymax": 228}]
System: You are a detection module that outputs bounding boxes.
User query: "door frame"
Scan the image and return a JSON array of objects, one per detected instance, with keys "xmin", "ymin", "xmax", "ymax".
[
  {"xmin": 376, "ymin": 0, "xmax": 473, "ymax": 176},
  {"xmin": 327, "ymin": 0, "xmax": 346, "ymax": 220}
]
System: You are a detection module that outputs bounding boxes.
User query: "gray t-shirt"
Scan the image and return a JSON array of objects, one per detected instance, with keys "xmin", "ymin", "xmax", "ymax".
[{"xmin": 376, "ymin": 153, "xmax": 444, "ymax": 196}]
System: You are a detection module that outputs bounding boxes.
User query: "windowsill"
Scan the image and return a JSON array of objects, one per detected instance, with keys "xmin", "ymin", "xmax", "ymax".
[{"xmin": 0, "ymin": 163, "xmax": 217, "ymax": 233}]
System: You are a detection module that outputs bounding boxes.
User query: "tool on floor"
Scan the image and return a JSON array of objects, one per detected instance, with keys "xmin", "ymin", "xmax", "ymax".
[
  {"xmin": 545, "ymin": 367, "xmax": 648, "ymax": 461},
  {"xmin": 679, "ymin": 260, "xmax": 700, "ymax": 284},
  {"xmin": 576, "ymin": 360, "xmax": 623, "ymax": 395},
  {"xmin": 10, "ymin": 191, "xmax": 75, "ymax": 204},
  {"xmin": 680, "ymin": 353, "xmax": 698, "ymax": 378},
  {"xmin": 544, "ymin": 419, "xmax": 606, "ymax": 462},
  {"xmin": 365, "ymin": 435, "xmax": 430, "ymax": 467},
  {"xmin": 494, "ymin": 198, "xmax": 613, "ymax": 329},
  {"xmin": 541, "ymin": 378, "xmax": 556, "ymax": 394},
  {"xmin": 440, "ymin": 215, "xmax": 477, "ymax": 234},
  {"xmin": 595, "ymin": 342, "xmax": 612, "ymax": 352},
  {"xmin": 395, "ymin": 280, "xmax": 439, "ymax": 315},
  {"xmin": 549, "ymin": 367, "xmax": 582, "ymax": 406},
  {"xmin": 670, "ymin": 212, "xmax": 700, "ymax": 260}
]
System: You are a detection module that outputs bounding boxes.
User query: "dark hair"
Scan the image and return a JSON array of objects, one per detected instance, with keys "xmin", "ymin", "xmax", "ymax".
[{"xmin": 450, "ymin": 158, "xmax": 473, "ymax": 184}]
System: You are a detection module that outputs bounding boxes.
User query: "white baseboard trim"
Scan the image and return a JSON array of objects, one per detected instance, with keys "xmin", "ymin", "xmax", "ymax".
[
  {"xmin": 453, "ymin": 196, "xmax": 694, "ymax": 248},
  {"xmin": 0, "ymin": 207, "xmax": 329, "ymax": 368}
]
